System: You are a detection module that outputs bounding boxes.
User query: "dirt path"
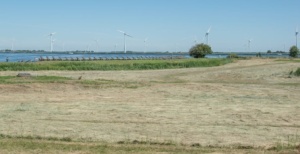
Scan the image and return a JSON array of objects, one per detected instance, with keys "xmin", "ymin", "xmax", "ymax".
[{"xmin": 0, "ymin": 59, "xmax": 299, "ymax": 147}]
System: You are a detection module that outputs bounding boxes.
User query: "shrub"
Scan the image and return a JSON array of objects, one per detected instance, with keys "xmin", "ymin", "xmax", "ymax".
[
  {"xmin": 227, "ymin": 53, "xmax": 239, "ymax": 58},
  {"xmin": 289, "ymin": 46, "xmax": 299, "ymax": 58},
  {"xmin": 189, "ymin": 43, "xmax": 212, "ymax": 58},
  {"xmin": 294, "ymin": 68, "xmax": 300, "ymax": 76}
]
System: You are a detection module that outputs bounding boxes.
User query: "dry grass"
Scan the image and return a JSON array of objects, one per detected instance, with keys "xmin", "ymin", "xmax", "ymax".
[{"xmin": 0, "ymin": 58, "xmax": 300, "ymax": 152}]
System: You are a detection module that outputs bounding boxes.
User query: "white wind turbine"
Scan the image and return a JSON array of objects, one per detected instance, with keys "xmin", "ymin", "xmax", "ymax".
[
  {"xmin": 144, "ymin": 38, "xmax": 148, "ymax": 53},
  {"xmin": 296, "ymin": 26, "xmax": 299, "ymax": 48},
  {"xmin": 48, "ymin": 32, "xmax": 56, "ymax": 52},
  {"xmin": 205, "ymin": 26, "xmax": 211, "ymax": 45},
  {"xmin": 114, "ymin": 44, "xmax": 118, "ymax": 52},
  {"xmin": 86, "ymin": 44, "xmax": 91, "ymax": 52},
  {"xmin": 11, "ymin": 39, "xmax": 15, "ymax": 51},
  {"xmin": 248, "ymin": 39, "xmax": 252, "ymax": 52},
  {"xmin": 95, "ymin": 39, "xmax": 100, "ymax": 52},
  {"xmin": 118, "ymin": 30, "xmax": 133, "ymax": 53},
  {"xmin": 194, "ymin": 35, "xmax": 198, "ymax": 45},
  {"xmin": 62, "ymin": 42, "xmax": 65, "ymax": 52}
]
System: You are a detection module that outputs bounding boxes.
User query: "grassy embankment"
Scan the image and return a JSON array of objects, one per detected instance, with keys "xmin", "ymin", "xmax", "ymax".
[{"xmin": 0, "ymin": 58, "xmax": 232, "ymax": 71}]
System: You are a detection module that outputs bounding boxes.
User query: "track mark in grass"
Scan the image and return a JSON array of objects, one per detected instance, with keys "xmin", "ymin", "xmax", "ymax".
[{"xmin": 0, "ymin": 76, "xmax": 71, "ymax": 84}]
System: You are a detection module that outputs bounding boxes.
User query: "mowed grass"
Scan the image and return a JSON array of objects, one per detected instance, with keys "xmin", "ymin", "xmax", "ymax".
[
  {"xmin": 1, "ymin": 59, "xmax": 299, "ymax": 153},
  {"xmin": 0, "ymin": 58, "xmax": 232, "ymax": 71},
  {"xmin": 0, "ymin": 136, "xmax": 298, "ymax": 154},
  {"xmin": 276, "ymin": 58, "xmax": 300, "ymax": 63},
  {"xmin": 0, "ymin": 76, "xmax": 147, "ymax": 89},
  {"xmin": 0, "ymin": 76, "xmax": 70, "ymax": 84}
]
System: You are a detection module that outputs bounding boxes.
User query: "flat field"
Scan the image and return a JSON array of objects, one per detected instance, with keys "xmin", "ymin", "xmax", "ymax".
[{"xmin": 0, "ymin": 58, "xmax": 300, "ymax": 153}]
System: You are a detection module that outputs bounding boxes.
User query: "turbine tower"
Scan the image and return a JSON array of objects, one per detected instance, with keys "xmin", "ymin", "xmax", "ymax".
[
  {"xmin": 48, "ymin": 32, "xmax": 56, "ymax": 52},
  {"xmin": 144, "ymin": 38, "xmax": 148, "ymax": 53},
  {"xmin": 296, "ymin": 26, "xmax": 299, "ymax": 48},
  {"xmin": 11, "ymin": 39, "xmax": 15, "ymax": 51},
  {"xmin": 95, "ymin": 39, "xmax": 100, "ymax": 52},
  {"xmin": 118, "ymin": 30, "xmax": 132, "ymax": 53},
  {"xmin": 114, "ymin": 44, "xmax": 117, "ymax": 52},
  {"xmin": 62, "ymin": 42, "xmax": 65, "ymax": 52},
  {"xmin": 87, "ymin": 44, "xmax": 90, "ymax": 52},
  {"xmin": 205, "ymin": 26, "xmax": 211, "ymax": 45},
  {"xmin": 194, "ymin": 36, "xmax": 198, "ymax": 45},
  {"xmin": 248, "ymin": 39, "xmax": 252, "ymax": 52}
]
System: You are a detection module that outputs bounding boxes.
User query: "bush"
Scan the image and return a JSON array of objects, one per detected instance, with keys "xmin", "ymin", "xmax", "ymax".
[
  {"xmin": 256, "ymin": 52, "xmax": 262, "ymax": 57},
  {"xmin": 294, "ymin": 68, "xmax": 300, "ymax": 76},
  {"xmin": 227, "ymin": 53, "xmax": 239, "ymax": 58},
  {"xmin": 289, "ymin": 46, "xmax": 299, "ymax": 58},
  {"xmin": 189, "ymin": 43, "xmax": 212, "ymax": 58}
]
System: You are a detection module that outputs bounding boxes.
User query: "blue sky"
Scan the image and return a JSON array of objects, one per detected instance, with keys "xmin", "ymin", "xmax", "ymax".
[{"xmin": 0, "ymin": 0, "xmax": 299, "ymax": 52}]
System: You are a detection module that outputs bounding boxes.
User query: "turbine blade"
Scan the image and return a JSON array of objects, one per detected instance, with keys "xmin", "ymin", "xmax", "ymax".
[
  {"xmin": 118, "ymin": 30, "xmax": 125, "ymax": 34},
  {"xmin": 207, "ymin": 26, "xmax": 211, "ymax": 33},
  {"xmin": 126, "ymin": 34, "xmax": 133, "ymax": 37}
]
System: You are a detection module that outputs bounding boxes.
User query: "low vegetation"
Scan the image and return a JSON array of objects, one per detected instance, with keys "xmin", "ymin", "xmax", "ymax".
[
  {"xmin": 0, "ymin": 76, "xmax": 146, "ymax": 89},
  {"xmin": 227, "ymin": 53, "xmax": 239, "ymax": 58},
  {"xmin": 294, "ymin": 68, "xmax": 300, "ymax": 76},
  {"xmin": 0, "ymin": 59, "xmax": 232, "ymax": 71},
  {"xmin": 0, "ymin": 135, "xmax": 299, "ymax": 154},
  {"xmin": 0, "ymin": 76, "xmax": 70, "ymax": 84},
  {"xmin": 189, "ymin": 43, "xmax": 213, "ymax": 58},
  {"xmin": 289, "ymin": 45, "xmax": 299, "ymax": 58}
]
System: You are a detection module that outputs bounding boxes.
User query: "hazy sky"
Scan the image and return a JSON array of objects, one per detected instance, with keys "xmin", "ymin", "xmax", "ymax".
[{"xmin": 0, "ymin": 0, "xmax": 299, "ymax": 52}]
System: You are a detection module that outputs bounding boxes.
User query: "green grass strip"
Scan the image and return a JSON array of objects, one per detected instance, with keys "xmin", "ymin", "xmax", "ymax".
[{"xmin": 0, "ymin": 59, "xmax": 232, "ymax": 71}]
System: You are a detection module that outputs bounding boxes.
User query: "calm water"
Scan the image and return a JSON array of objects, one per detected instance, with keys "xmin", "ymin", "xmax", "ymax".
[
  {"xmin": 0, "ymin": 52, "xmax": 290, "ymax": 62},
  {"xmin": 206, "ymin": 52, "xmax": 290, "ymax": 59}
]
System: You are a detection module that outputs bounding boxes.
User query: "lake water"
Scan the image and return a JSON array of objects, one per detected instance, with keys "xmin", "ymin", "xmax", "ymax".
[
  {"xmin": 206, "ymin": 52, "xmax": 290, "ymax": 59},
  {"xmin": 0, "ymin": 52, "xmax": 290, "ymax": 62}
]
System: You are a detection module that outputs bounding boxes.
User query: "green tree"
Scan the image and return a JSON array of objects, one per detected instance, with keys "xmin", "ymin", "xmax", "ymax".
[
  {"xmin": 289, "ymin": 46, "xmax": 299, "ymax": 58},
  {"xmin": 267, "ymin": 50, "xmax": 272, "ymax": 53},
  {"xmin": 189, "ymin": 43, "xmax": 212, "ymax": 58}
]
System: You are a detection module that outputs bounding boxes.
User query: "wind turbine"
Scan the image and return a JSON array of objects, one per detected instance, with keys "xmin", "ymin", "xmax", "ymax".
[
  {"xmin": 248, "ymin": 39, "xmax": 252, "ymax": 52},
  {"xmin": 62, "ymin": 42, "xmax": 65, "ymax": 52},
  {"xmin": 296, "ymin": 26, "xmax": 299, "ymax": 48},
  {"xmin": 94, "ymin": 39, "xmax": 100, "ymax": 52},
  {"xmin": 48, "ymin": 32, "xmax": 56, "ymax": 52},
  {"xmin": 194, "ymin": 36, "xmax": 198, "ymax": 45},
  {"xmin": 205, "ymin": 26, "xmax": 211, "ymax": 45},
  {"xmin": 11, "ymin": 39, "xmax": 15, "ymax": 51},
  {"xmin": 144, "ymin": 38, "xmax": 148, "ymax": 53},
  {"xmin": 114, "ymin": 44, "xmax": 118, "ymax": 52},
  {"xmin": 52, "ymin": 39, "xmax": 56, "ymax": 51},
  {"xmin": 86, "ymin": 44, "xmax": 90, "ymax": 52},
  {"xmin": 118, "ymin": 30, "xmax": 132, "ymax": 53}
]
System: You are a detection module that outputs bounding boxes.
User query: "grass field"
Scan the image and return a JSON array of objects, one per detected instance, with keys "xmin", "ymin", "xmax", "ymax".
[
  {"xmin": 0, "ymin": 58, "xmax": 232, "ymax": 71},
  {"xmin": 0, "ymin": 58, "xmax": 300, "ymax": 153},
  {"xmin": 1, "ymin": 137, "xmax": 299, "ymax": 154}
]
